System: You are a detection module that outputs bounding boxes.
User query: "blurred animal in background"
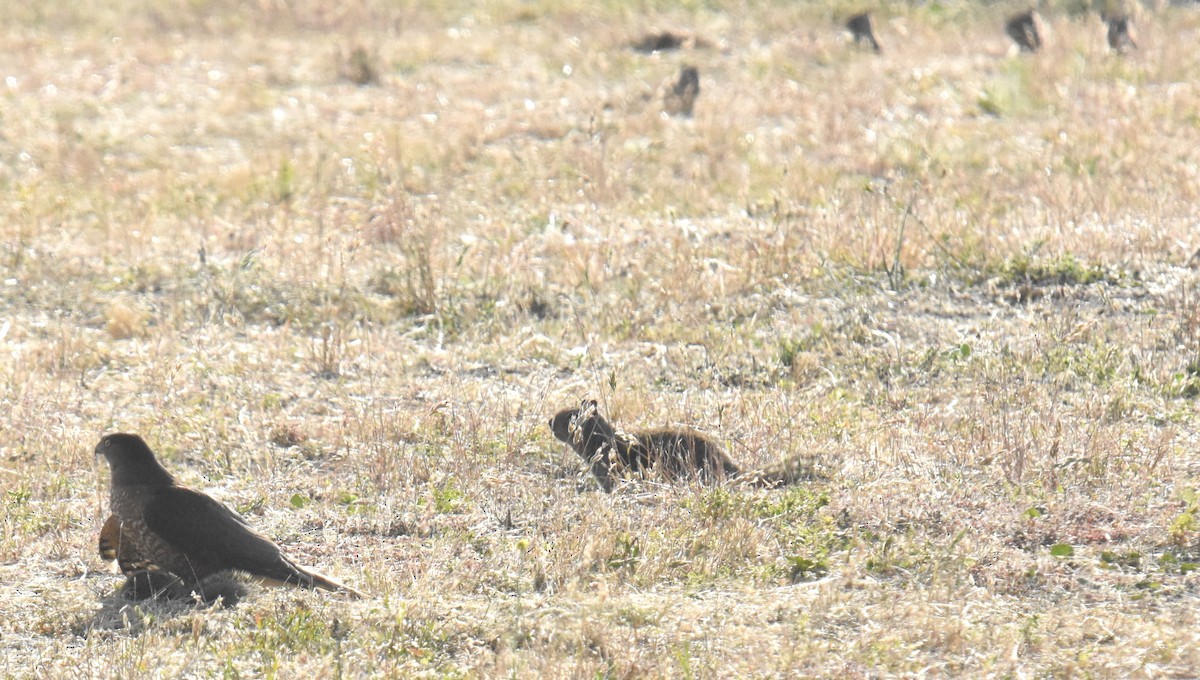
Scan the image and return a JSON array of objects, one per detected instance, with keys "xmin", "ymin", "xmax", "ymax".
[
  {"xmin": 1006, "ymin": 10, "xmax": 1042, "ymax": 53},
  {"xmin": 1104, "ymin": 14, "xmax": 1136, "ymax": 53},
  {"xmin": 339, "ymin": 46, "xmax": 379, "ymax": 86},
  {"xmin": 846, "ymin": 12, "xmax": 882, "ymax": 54},
  {"xmin": 663, "ymin": 65, "xmax": 700, "ymax": 117}
]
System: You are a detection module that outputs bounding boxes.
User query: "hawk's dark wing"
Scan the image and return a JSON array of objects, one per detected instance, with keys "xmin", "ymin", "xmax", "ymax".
[{"xmin": 144, "ymin": 486, "xmax": 307, "ymax": 585}]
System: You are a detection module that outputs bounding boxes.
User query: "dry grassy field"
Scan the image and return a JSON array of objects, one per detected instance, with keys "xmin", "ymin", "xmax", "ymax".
[{"xmin": 2, "ymin": 0, "xmax": 1200, "ymax": 676}]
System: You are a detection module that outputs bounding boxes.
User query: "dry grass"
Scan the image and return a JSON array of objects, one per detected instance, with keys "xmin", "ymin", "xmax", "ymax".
[{"xmin": 2, "ymin": 0, "xmax": 1200, "ymax": 676}]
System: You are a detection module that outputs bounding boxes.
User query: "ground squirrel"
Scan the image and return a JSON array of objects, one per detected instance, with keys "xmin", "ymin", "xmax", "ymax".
[
  {"xmin": 846, "ymin": 12, "xmax": 882, "ymax": 54},
  {"xmin": 550, "ymin": 399, "xmax": 812, "ymax": 492},
  {"xmin": 1006, "ymin": 10, "xmax": 1042, "ymax": 53},
  {"xmin": 663, "ymin": 66, "xmax": 700, "ymax": 117},
  {"xmin": 1104, "ymin": 14, "xmax": 1135, "ymax": 53}
]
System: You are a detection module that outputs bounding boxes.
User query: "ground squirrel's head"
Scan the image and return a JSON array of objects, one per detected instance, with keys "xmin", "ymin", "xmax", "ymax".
[
  {"xmin": 549, "ymin": 399, "xmax": 605, "ymax": 450},
  {"xmin": 549, "ymin": 408, "xmax": 575, "ymax": 443}
]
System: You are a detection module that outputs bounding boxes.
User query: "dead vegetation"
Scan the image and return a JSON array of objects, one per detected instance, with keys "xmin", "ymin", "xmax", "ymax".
[{"xmin": 1, "ymin": 0, "xmax": 1200, "ymax": 676}]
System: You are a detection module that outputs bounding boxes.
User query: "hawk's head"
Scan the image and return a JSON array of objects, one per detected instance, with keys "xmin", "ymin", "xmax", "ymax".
[{"xmin": 96, "ymin": 433, "xmax": 177, "ymax": 487}]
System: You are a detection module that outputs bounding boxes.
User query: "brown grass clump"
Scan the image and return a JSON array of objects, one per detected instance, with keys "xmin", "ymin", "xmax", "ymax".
[
  {"xmin": 105, "ymin": 297, "xmax": 149, "ymax": 340},
  {"xmin": 2, "ymin": 0, "xmax": 1200, "ymax": 676}
]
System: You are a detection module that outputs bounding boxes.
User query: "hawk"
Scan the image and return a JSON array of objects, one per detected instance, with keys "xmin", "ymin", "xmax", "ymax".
[{"xmin": 95, "ymin": 433, "xmax": 364, "ymax": 601}]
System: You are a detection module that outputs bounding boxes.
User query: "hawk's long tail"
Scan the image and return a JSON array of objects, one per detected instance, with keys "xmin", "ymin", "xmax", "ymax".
[{"xmin": 257, "ymin": 558, "xmax": 367, "ymax": 598}]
